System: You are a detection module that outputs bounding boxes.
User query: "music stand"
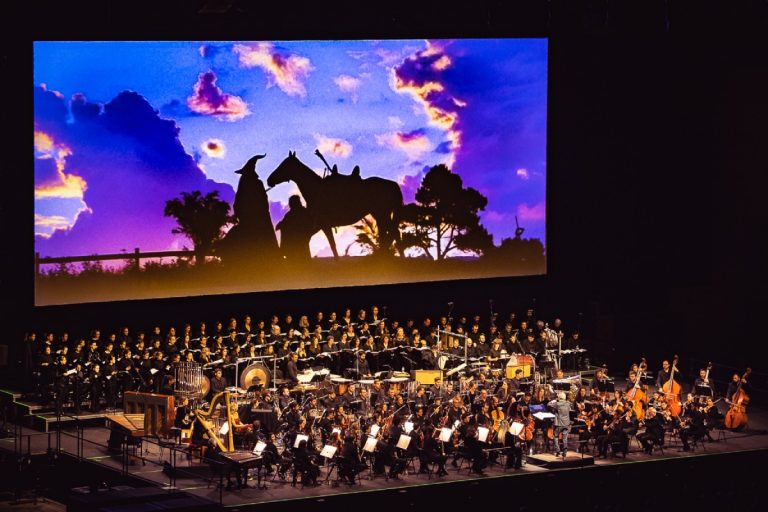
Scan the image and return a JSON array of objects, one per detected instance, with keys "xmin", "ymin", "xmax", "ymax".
[{"xmin": 694, "ymin": 384, "xmax": 713, "ymax": 397}]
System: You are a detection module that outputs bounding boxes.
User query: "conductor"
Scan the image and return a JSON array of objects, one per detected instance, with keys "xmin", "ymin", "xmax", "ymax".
[{"xmin": 547, "ymin": 391, "xmax": 573, "ymax": 458}]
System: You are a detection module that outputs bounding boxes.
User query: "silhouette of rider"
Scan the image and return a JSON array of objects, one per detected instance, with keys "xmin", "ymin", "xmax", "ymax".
[{"xmin": 275, "ymin": 195, "xmax": 314, "ymax": 261}]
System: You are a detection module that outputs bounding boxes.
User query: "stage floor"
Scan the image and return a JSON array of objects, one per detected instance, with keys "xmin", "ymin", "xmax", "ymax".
[{"xmin": 3, "ymin": 406, "xmax": 767, "ymax": 509}]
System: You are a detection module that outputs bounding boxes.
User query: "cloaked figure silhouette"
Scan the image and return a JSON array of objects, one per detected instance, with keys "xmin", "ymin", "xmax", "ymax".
[
  {"xmin": 267, "ymin": 151, "xmax": 403, "ymax": 258},
  {"xmin": 218, "ymin": 154, "xmax": 279, "ymax": 264},
  {"xmin": 275, "ymin": 195, "xmax": 314, "ymax": 261}
]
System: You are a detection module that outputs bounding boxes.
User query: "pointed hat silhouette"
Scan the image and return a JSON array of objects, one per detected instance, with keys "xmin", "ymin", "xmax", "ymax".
[{"xmin": 235, "ymin": 154, "xmax": 266, "ymax": 174}]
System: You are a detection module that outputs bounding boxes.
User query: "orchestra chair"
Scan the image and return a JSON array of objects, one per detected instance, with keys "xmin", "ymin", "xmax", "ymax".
[
  {"xmin": 416, "ymin": 450, "xmax": 438, "ymax": 479},
  {"xmin": 716, "ymin": 427, "xmax": 728, "ymax": 442}
]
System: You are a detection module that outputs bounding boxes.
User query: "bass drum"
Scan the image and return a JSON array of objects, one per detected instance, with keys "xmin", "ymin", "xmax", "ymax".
[{"xmin": 240, "ymin": 362, "xmax": 272, "ymax": 390}]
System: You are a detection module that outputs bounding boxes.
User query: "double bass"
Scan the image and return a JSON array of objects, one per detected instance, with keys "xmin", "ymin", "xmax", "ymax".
[
  {"xmin": 662, "ymin": 355, "xmax": 682, "ymax": 417},
  {"xmin": 626, "ymin": 358, "xmax": 648, "ymax": 421},
  {"xmin": 724, "ymin": 368, "xmax": 751, "ymax": 430}
]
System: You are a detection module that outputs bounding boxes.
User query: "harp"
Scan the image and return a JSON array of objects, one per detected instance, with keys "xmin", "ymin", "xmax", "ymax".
[{"xmin": 192, "ymin": 390, "xmax": 235, "ymax": 452}]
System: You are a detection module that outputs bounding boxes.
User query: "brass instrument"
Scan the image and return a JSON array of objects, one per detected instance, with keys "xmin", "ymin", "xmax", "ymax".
[{"xmin": 193, "ymin": 390, "xmax": 236, "ymax": 452}]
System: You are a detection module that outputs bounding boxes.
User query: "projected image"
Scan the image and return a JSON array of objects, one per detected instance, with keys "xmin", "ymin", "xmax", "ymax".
[{"xmin": 34, "ymin": 39, "xmax": 547, "ymax": 305}]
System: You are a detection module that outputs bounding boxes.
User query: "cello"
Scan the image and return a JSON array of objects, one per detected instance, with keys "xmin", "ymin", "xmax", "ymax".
[
  {"xmin": 724, "ymin": 368, "xmax": 751, "ymax": 431},
  {"xmin": 662, "ymin": 355, "xmax": 682, "ymax": 417},
  {"xmin": 626, "ymin": 358, "xmax": 648, "ymax": 422}
]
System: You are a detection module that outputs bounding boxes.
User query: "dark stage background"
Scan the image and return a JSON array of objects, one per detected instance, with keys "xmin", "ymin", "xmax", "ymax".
[{"xmin": 2, "ymin": 1, "xmax": 766, "ymax": 390}]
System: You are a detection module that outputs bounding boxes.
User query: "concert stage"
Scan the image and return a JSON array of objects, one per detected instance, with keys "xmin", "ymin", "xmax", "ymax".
[
  {"xmin": 2, "ymin": 405, "xmax": 766, "ymax": 511},
  {"xmin": 526, "ymin": 450, "xmax": 594, "ymax": 468}
]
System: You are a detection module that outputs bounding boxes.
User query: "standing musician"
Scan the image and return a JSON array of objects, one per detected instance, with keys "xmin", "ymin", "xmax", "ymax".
[{"xmin": 208, "ymin": 368, "xmax": 227, "ymax": 400}]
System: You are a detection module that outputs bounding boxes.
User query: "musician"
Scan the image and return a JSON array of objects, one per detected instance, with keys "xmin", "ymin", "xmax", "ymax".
[
  {"xmin": 547, "ymin": 391, "xmax": 573, "ymax": 457},
  {"xmin": 356, "ymin": 352, "xmax": 371, "ymax": 377},
  {"xmin": 415, "ymin": 426, "xmax": 446, "ymax": 476},
  {"xmin": 323, "ymin": 390, "xmax": 341, "ymax": 411},
  {"xmin": 174, "ymin": 397, "xmax": 193, "ymax": 429},
  {"xmin": 463, "ymin": 426, "xmax": 488, "ymax": 476},
  {"xmin": 340, "ymin": 384, "xmax": 356, "ymax": 408},
  {"xmin": 656, "ymin": 360, "xmax": 672, "ymax": 389},
  {"xmin": 447, "ymin": 395, "xmax": 466, "ymax": 426},
  {"xmin": 286, "ymin": 352, "xmax": 300, "ymax": 386},
  {"xmin": 421, "ymin": 344, "xmax": 439, "ymax": 370},
  {"xmin": 338, "ymin": 435, "xmax": 367, "ymax": 485},
  {"xmin": 726, "ymin": 373, "xmax": 750, "ymax": 402},
  {"xmin": 487, "ymin": 338, "xmax": 503, "ymax": 367},
  {"xmin": 678, "ymin": 401, "xmax": 706, "ymax": 451},
  {"xmin": 293, "ymin": 439, "xmax": 320, "ymax": 486},
  {"xmin": 357, "ymin": 388, "xmax": 373, "ymax": 419},
  {"xmin": 430, "ymin": 377, "xmax": 446, "ymax": 401},
  {"xmin": 693, "ymin": 368, "xmax": 715, "ymax": 397},
  {"xmin": 702, "ymin": 397, "xmax": 724, "ymax": 437},
  {"xmin": 413, "ymin": 386, "xmax": 429, "ymax": 408},
  {"xmin": 637, "ymin": 407, "xmax": 666, "ymax": 454},
  {"xmin": 209, "ymin": 368, "xmax": 227, "ymax": 400},
  {"xmin": 284, "ymin": 401, "xmax": 302, "ymax": 430}
]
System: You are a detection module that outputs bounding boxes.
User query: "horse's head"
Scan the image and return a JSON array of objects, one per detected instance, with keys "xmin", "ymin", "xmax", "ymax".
[{"xmin": 267, "ymin": 150, "xmax": 298, "ymax": 188}]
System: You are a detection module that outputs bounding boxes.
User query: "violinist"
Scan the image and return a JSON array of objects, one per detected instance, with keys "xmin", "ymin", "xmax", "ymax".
[
  {"xmin": 419, "ymin": 426, "xmax": 448, "ymax": 476},
  {"xmin": 463, "ymin": 425, "xmax": 489, "ymax": 476},
  {"xmin": 637, "ymin": 407, "xmax": 666, "ymax": 454},
  {"xmin": 702, "ymin": 397, "xmax": 724, "ymax": 438},
  {"xmin": 357, "ymin": 388, "xmax": 373, "ymax": 419},
  {"xmin": 677, "ymin": 402, "xmax": 706, "ymax": 451},
  {"xmin": 338, "ymin": 435, "xmax": 367, "ymax": 484}
]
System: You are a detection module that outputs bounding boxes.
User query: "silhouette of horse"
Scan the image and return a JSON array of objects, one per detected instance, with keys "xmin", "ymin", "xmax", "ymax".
[{"xmin": 267, "ymin": 151, "xmax": 403, "ymax": 258}]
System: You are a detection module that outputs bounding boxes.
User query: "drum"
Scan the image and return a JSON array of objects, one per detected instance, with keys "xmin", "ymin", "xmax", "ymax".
[
  {"xmin": 331, "ymin": 377, "xmax": 353, "ymax": 395},
  {"xmin": 437, "ymin": 355, "xmax": 449, "ymax": 370},
  {"xmin": 240, "ymin": 362, "xmax": 271, "ymax": 389}
]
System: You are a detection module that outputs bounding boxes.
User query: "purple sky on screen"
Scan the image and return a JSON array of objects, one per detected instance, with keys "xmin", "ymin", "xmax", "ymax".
[{"xmin": 34, "ymin": 39, "xmax": 547, "ymax": 258}]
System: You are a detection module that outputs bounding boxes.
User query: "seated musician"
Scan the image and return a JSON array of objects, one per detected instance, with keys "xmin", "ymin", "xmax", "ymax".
[
  {"xmin": 293, "ymin": 439, "xmax": 320, "ymax": 486},
  {"xmin": 463, "ymin": 426, "xmax": 489, "ymax": 476},
  {"xmin": 174, "ymin": 397, "xmax": 193, "ymax": 430},
  {"xmin": 678, "ymin": 401, "xmax": 706, "ymax": 452},
  {"xmin": 637, "ymin": 407, "xmax": 666, "ymax": 454},
  {"xmin": 356, "ymin": 352, "xmax": 371, "ymax": 376},
  {"xmin": 286, "ymin": 352, "xmax": 300, "ymax": 386},
  {"xmin": 338, "ymin": 435, "xmax": 368, "ymax": 484}
]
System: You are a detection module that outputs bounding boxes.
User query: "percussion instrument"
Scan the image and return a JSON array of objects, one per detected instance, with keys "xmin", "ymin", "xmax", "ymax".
[
  {"xmin": 505, "ymin": 354, "xmax": 534, "ymax": 378},
  {"xmin": 240, "ymin": 362, "xmax": 272, "ymax": 389},
  {"xmin": 331, "ymin": 377, "xmax": 353, "ymax": 395},
  {"xmin": 175, "ymin": 361, "xmax": 204, "ymax": 400}
]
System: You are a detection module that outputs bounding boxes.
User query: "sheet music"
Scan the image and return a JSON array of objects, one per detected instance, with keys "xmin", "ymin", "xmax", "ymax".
[
  {"xmin": 294, "ymin": 434, "xmax": 309, "ymax": 448},
  {"xmin": 219, "ymin": 421, "xmax": 229, "ymax": 435},
  {"xmin": 396, "ymin": 434, "xmax": 411, "ymax": 450},
  {"xmin": 403, "ymin": 421, "xmax": 414, "ymax": 434},
  {"xmin": 363, "ymin": 436, "xmax": 378, "ymax": 453},
  {"xmin": 320, "ymin": 445, "xmax": 338, "ymax": 458},
  {"xmin": 253, "ymin": 441, "xmax": 266, "ymax": 455},
  {"xmin": 439, "ymin": 428, "xmax": 453, "ymax": 442},
  {"xmin": 533, "ymin": 412, "xmax": 556, "ymax": 420},
  {"xmin": 369, "ymin": 424, "xmax": 380, "ymax": 437},
  {"xmin": 509, "ymin": 422, "xmax": 524, "ymax": 436},
  {"xmin": 150, "ymin": 368, "xmax": 159, "ymax": 375},
  {"xmin": 477, "ymin": 426, "xmax": 490, "ymax": 443}
]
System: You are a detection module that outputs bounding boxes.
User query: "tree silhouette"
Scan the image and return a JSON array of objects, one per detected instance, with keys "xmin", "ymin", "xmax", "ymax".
[
  {"xmin": 163, "ymin": 190, "xmax": 232, "ymax": 264},
  {"xmin": 401, "ymin": 164, "xmax": 493, "ymax": 260}
]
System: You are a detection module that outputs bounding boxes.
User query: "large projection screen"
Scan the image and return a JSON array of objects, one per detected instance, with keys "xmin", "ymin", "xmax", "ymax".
[{"xmin": 33, "ymin": 39, "xmax": 547, "ymax": 305}]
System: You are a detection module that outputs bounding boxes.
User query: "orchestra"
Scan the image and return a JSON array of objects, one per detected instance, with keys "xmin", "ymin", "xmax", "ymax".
[{"xmin": 21, "ymin": 304, "xmax": 750, "ymax": 491}]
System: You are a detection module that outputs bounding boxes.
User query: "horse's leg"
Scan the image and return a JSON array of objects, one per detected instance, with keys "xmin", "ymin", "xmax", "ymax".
[{"xmin": 322, "ymin": 226, "xmax": 339, "ymax": 259}]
